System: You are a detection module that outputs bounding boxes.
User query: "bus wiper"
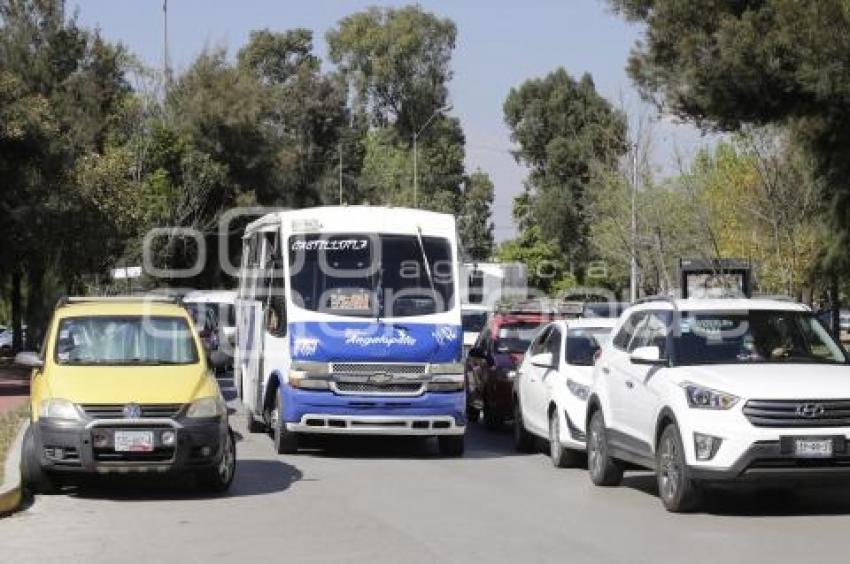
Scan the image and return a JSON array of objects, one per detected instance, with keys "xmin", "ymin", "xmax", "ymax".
[{"xmin": 416, "ymin": 225, "xmax": 437, "ymax": 296}]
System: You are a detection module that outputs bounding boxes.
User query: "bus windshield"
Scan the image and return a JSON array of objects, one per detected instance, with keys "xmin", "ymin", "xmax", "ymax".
[{"xmin": 288, "ymin": 233, "xmax": 454, "ymax": 318}]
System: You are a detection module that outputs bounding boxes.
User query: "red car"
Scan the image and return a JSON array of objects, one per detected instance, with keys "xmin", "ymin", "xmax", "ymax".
[{"xmin": 465, "ymin": 312, "xmax": 556, "ymax": 429}]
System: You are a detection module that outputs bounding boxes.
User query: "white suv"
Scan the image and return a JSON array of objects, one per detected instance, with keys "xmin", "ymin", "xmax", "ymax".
[{"xmin": 587, "ymin": 298, "xmax": 850, "ymax": 512}]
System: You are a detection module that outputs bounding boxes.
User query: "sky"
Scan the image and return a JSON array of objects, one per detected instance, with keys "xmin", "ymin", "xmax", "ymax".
[{"xmin": 72, "ymin": 0, "xmax": 719, "ymax": 241}]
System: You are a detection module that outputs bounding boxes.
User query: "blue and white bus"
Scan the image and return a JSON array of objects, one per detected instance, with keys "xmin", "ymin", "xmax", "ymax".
[{"xmin": 235, "ymin": 206, "xmax": 466, "ymax": 455}]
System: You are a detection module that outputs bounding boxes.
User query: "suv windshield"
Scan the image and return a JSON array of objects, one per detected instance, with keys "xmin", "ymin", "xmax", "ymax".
[
  {"xmin": 496, "ymin": 322, "xmax": 542, "ymax": 353},
  {"xmin": 55, "ymin": 316, "xmax": 199, "ymax": 366},
  {"xmin": 675, "ymin": 310, "xmax": 847, "ymax": 366},
  {"xmin": 288, "ymin": 233, "xmax": 454, "ymax": 318}
]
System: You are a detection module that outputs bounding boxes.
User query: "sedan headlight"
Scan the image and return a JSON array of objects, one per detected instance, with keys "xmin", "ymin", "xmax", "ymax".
[
  {"xmin": 39, "ymin": 398, "xmax": 82, "ymax": 421},
  {"xmin": 186, "ymin": 396, "xmax": 226, "ymax": 418},
  {"xmin": 566, "ymin": 379, "xmax": 590, "ymax": 401},
  {"xmin": 682, "ymin": 383, "xmax": 739, "ymax": 410}
]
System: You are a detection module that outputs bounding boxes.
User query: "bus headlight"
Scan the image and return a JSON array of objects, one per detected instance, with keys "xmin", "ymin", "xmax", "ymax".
[
  {"xmin": 288, "ymin": 369, "xmax": 331, "ymax": 390},
  {"xmin": 427, "ymin": 374, "xmax": 464, "ymax": 392}
]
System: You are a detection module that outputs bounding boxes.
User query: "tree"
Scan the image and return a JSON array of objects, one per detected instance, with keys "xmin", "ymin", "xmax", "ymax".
[
  {"xmin": 607, "ymin": 0, "xmax": 850, "ymax": 267},
  {"xmin": 328, "ymin": 6, "xmax": 467, "ymax": 213},
  {"xmin": 504, "ymin": 68, "xmax": 628, "ymax": 272},
  {"xmin": 458, "ymin": 170, "xmax": 495, "ymax": 261},
  {"xmin": 327, "ymin": 5, "xmax": 456, "ymax": 137},
  {"xmin": 497, "ymin": 226, "xmax": 571, "ymax": 295}
]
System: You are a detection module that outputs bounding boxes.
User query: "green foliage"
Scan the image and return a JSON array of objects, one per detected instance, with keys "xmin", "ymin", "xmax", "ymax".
[
  {"xmin": 497, "ymin": 226, "xmax": 570, "ymax": 295},
  {"xmin": 458, "ymin": 170, "xmax": 495, "ymax": 261},
  {"xmin": 608, "ymin": 0, "xmax": 850, "ymax": 270},
  {"xmin": 327, "ymin": 5, "xmax": 456, "ymax": 136},
  {"xmin": 504, "ymin": 68, "xmax": 628, "ymax": 266}
]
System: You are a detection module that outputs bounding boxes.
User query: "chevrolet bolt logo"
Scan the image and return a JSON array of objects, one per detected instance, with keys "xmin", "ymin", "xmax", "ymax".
[
  {"xmin": 796, "ymin": 403, "xmax": 825, "ymax": 418},
  {"xmin": 368, "ymin": 373, "xmax": 393, "ymax": 385},
  {"xmin": 123, "ymin": 403, "xmax": 142, "ymax": 419}
]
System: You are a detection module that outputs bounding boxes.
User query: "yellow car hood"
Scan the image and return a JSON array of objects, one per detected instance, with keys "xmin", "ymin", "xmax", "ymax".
[{"xmin": 46, "ymin": 364, "xmax": 216, "ymax": 404}]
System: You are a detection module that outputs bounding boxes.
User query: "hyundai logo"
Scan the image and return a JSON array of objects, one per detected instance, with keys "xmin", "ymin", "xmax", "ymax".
[
  {"xmin": 123, "ymin": 403, "xmax": 142, "ymax": 419},
  {"xmin": 796, "ymin": 403, "xmax": 825, "ymax": 418}
]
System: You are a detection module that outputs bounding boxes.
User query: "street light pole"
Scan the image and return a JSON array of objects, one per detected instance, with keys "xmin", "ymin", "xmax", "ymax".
[
  {"xmin": 413, "ymin": 105, "xmax": 452, "ymax": 208},
  {"xmin": 630, "ymin": 143, "xmax": 638, "ymax": 303}
]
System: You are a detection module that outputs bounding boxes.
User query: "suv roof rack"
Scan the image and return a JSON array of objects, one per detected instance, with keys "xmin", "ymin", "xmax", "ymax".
[{"xmin": 56, "ymin": 296, "xmax": 183, "ymax": 308}]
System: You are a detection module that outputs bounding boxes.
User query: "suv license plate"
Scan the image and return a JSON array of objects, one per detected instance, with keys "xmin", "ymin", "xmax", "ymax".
[
  {"xmin": 795, "ymin": 438, "xmax": 833, "ymax": 458},
  {"xmin": 114, "ymin": 431, "xmax": 154, "ymax": 452}
]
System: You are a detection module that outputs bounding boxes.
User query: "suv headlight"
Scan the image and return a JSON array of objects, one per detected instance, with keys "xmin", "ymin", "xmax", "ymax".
[
  {"xmin": 566, "ymin": 379, "xmax": 590, "ymax": 401},
  {"xmin": 427, "ymin": 374, "xmax": 464, "ymax": 392},
  {"xmin": 39, "ymin": 399, "xmax": 82, "ymax": 421},
  {"xmin": 429, "ymin": 362, "xmax": 464, "ymax": 375},
  {"xmin": 186, "ymin": 396, "xmax": 226, "ymax": 418},
  {"xmin": 682, "ymin": 383, "xmax": 739, "ymax": 410}
]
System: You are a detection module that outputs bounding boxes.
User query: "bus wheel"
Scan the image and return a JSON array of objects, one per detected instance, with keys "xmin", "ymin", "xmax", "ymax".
[{"xmin": 272, "ymin": 392, "xmax": 299, "ymax": 454}]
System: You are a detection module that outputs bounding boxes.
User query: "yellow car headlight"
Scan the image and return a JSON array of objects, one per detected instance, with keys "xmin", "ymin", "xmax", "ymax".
[
  {"xmin": 39, "ymin": 399, "xmax": 83, "ymax": 421},
  {"xmin": 186, "ymin": 396, "xmax": 226, "ymax": 418}
]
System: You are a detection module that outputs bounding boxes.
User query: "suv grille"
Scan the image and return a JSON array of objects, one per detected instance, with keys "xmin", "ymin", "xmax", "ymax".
[
  {"xmin": 331, "ymin": 363, "xmax": 427, "ymax": 376},
  {"xmin": 743, "ymin": 399, "xmax": 850, "ymax": 427},
  {"xmin": 80, "ymin": 404, "xmax": 183, "ymax": 420},
  {"xmin": 332, "ymin": 382, "xmax": 424, "ymax": 395}
]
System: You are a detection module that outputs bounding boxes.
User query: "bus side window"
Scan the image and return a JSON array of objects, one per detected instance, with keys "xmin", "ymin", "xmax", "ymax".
[{"xmin": 263, "ymin": 231, "xmax": 286, "ymax": 337}]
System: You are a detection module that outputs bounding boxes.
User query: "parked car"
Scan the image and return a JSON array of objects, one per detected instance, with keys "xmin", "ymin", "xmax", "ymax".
[
  {"xmin": 466, "ymin": 311, "xmax": 555, "ymax": 428},
  {"xmin": 16, "ymin": 296, "xmax": 234, "ymax": 494},
  {"xmin": 587, "ymin": 297, "xmax": 850, "ymax": 512},
  {"xmin": 513, "ymin": 318, "xmax": 616, "ymax": 465},
  {"xmin": 0, "ymin": 324, "xmax": 27, "ymax": 355},
  {"xmin": 184, "ymin": 291, "xmax": 236, "ymax": 370}
]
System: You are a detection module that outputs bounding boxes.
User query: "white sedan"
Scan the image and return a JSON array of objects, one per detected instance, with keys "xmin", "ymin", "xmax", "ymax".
[{"xmin": 513, "ymin": 318, "xmax": 616, "ymax": 466}]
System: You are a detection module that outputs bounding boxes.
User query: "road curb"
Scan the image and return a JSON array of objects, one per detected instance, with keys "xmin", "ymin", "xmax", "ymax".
[{"xmin": 0, "ymin": 420, "xmax": 29, "ymax": 516}]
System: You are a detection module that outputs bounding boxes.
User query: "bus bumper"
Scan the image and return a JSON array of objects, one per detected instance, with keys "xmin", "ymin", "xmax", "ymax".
[{"xmin": 282, "ymin": 387, "xmax": 466, "ymax": 435}]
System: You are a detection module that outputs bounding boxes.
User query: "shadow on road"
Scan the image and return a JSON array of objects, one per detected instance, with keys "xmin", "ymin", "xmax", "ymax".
[
  {"xmin": 621, "ymin": 472, "xmax": 850, "ymax": 517},
  {"xmin": 59, "ymin": 459, "xmax": 303, "ymax": 501}
]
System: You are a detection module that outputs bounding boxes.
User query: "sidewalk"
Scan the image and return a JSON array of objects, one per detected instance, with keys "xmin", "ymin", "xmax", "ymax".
[{"xmin": 0, "ymin": 362, "xmax": 30, "ymax": 416}]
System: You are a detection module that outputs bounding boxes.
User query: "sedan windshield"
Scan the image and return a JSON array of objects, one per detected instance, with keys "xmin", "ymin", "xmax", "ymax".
[
  {"xmin": 55, "ymin": 316, "xmax": 199, "ymax": 365},
  {"xmin": 675, "ymin": 311, "xmax": 847, "ymax": 366},
  {"xmin": 566, "ymin": 327, "xmax": 612, "ymax": 366},
  {"xmin": 288, "ymin": 233, "xmax": 454, "ymax": 318},
  {"xmin": 495, "ymin": 322, "xmax": 542, "ymax": 353}
]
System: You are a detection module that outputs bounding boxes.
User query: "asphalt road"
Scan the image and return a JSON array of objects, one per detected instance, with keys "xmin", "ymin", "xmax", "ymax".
[{"xmin": 4, "ymin": 379, "xmax": 850, "ymax": 564}]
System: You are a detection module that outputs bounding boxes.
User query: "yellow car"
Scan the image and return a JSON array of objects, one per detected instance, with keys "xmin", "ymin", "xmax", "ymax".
[{"xmin": 15, "ymin": 296, "xmax": 235, "ymax": 494}]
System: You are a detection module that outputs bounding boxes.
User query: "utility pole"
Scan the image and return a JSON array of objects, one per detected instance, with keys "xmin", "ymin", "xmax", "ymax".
[
  {"xmin": 162, "ymin": 0, "xmax": 172, "ymax": 86},
  {"xmin": 630, "ymin": 142, "xmax": 638, "ymax": 303},
  {"xmin": 413, "ymin": 105, "xmax": 451, "ymax": 208}
]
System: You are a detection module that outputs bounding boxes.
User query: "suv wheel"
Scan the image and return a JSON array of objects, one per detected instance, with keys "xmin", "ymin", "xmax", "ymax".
[
  {"xmin": 21, "ymin": 426, "xmax": 59, "ymax": 495},
  {"xmin": 587, "ymin": 410, "xmax": 623, "ymax": 486},
  {"xmin": 549, "ymin": 410, "xmax": 580, "ymax": 468},
  {"xmin": 513, "ymin": 400, "xmax": 535, "ymax": 453},
  {"xmin": 196, "ymin": 431, "xmax": 236, "ymax": 494},
  {"xmin": 271, "ymin": 392, "xmax": 299, "ymax": 454},
  {"xmin": 657, "ymin": 423, "xmax": 702, "ymax": 512}
]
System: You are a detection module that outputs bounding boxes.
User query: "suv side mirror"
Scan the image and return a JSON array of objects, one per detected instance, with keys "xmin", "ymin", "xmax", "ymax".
[
  {"xmin": 15, "ymin": 351, "xmax": 43, "ymax": 369},
  {"xmin": 630, "ymin": 346, "xmax": 666, "ymax": 366},
  {"xmin": 531, "ymin": 352, "xmax": 554, "ymax": 368}
]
